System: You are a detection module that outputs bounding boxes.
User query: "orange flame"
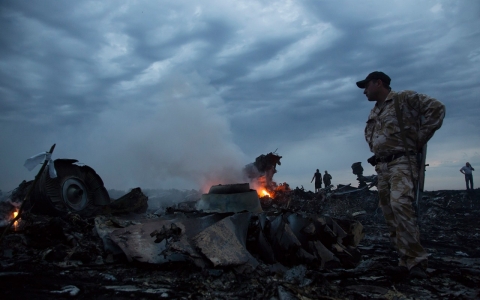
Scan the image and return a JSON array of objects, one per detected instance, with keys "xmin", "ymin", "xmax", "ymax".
[
  {"xmin": 257, "ymin": 188, "xmax": 271, "ymax": 198},
  {"xmin": 13, "ymin": 211, "xmax": 18, "ymax": 230}
]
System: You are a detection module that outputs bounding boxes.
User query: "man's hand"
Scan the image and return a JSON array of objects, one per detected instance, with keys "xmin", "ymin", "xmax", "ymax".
[{"xmin": 367, "ymin": 155, "xmax": 377, "ymax": 167}]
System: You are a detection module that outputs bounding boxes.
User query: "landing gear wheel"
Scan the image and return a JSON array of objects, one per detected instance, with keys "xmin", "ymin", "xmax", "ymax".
[{"xmin": 61, "ymin": 177, "xmax": 89, "ymax": 211}]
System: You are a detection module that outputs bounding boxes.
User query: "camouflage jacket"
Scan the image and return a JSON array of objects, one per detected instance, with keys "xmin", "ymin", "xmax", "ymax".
[{"xmin": 365, "ymin": 90, "xmax": 446, "ymax": 156}]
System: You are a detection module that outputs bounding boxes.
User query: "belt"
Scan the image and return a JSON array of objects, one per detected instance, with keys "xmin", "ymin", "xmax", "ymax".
[{"xmin": 376, "ymin": 151, "xmax": 416, "ymax": 164}]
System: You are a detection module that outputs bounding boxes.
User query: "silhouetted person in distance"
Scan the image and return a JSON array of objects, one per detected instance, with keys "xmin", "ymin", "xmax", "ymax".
[
  {"xmin": 323, "ymin": 171, "xmax": 332, "ymax": 188},
  {"xmin": 311, "ymin": 169, "xmax": 322, "ymax": 193},
  {"xmin": 460, "ymin": 162, "xmax": 475, "ymax": 190}
]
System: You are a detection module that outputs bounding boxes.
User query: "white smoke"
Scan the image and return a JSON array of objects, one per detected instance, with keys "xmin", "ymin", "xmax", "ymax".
[
  {"xmin": 1, "ymin": 71, "xmax": 250, "ymax": 193},
  {"xmin": 79, "ymin": 71, "xmax": 249, "ymax": 192}
]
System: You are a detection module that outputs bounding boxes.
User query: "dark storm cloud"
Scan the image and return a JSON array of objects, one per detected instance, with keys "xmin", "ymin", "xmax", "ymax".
[
  {"xmin": 0, "ymin": 1, "xmax": 110, "ymax": 128},
  {"xmin": 0, "ymin": 0, "xmax": 479, "ymax": 193}
]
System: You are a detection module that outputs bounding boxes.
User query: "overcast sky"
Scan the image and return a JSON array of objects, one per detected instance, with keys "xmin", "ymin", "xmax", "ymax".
[{"xmin": 1, "ymin": 0, "xmax": 479, "ymax": 194}]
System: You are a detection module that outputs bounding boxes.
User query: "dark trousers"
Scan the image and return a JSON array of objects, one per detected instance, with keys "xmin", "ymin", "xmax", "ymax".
[{"xmin": 465, "ymin": 174, "xmax": 474, "ymax": 190}]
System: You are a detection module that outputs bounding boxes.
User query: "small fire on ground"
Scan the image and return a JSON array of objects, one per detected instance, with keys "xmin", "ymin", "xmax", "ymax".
[
  {"xmin": 13, "ymin": 211, "xmax": 19, "ymax": 230},
  {"xmin": 258, "ymin": 188, "xmax": 271, "ymax": 198},
  {"xmin": 251, "ymin": 175, "xmax": 277, "ymax": 198},
  {"xmin": 254, "ymin": 181, "xmax": 291, "ymax": 200}
]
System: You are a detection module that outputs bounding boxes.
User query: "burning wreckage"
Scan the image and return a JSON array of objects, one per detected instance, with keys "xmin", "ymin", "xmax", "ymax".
[{"xmin": 1, "ymin": 149, "xmax": 479, "ymax": 299}]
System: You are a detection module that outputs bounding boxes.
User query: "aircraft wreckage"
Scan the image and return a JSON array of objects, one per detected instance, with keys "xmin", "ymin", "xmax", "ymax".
[
  {"xmin": 2, "ymin": 151, "xmax": 363, "ymax": 271},
  {"xmin": 1, "ymin": 149, "xmax": 479, "ymax": 299}
]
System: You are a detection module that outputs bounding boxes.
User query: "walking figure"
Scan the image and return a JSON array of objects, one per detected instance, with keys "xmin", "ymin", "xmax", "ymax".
[{"xmin": 311, "ymin": 169, "xmax": 322, "ymax": 193}]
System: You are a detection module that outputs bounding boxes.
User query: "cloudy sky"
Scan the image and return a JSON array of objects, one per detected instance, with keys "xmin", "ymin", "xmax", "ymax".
[{"xmin": 1, "ymin": 0, "xmax": 479, "ymax": 194}]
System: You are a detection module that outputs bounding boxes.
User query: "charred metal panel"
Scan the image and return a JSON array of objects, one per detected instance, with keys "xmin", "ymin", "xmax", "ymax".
[
  {"xmin": 192, "ymin": 212, "xmax": 258, "ymax": 269},
  {"xmin": 252, "ymin": 212, "xmax": 362, "ymax": 268},
  {"xmin": 208, "ymin": 183, "xmax": 250, "ymax": 194},
  {"xmin": 105, "ymin": 188, "xmax": 148, "ymax": 214},
  {"xmin": 108, "ymin": 213, "xmax": 233, "ymax": 265},
  {"xmin": 197, "ymin": 184, "xmax": 263, "ymax": 213}
]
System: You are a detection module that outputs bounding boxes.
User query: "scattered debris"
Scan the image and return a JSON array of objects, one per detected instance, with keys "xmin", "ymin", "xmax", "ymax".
[
  {"xmin": 244, "ymin": 152, "xmax": 282, "ymax": 189},
  {"xmin": 350, "ymin": 162, "xmax": 378, "ymax": 192},
  {"xmin": 243, "ymin": 151, "xmax": 288, "ymax": 197},
  {"xmin": 50, "ymin": 285, "xmax": 80, "ymax": 296},
  {"xmin": 102, "ymin": 187, "xmax": 148, "ymax": 215},
  {"xmin": 0, "ymin": 170, "xmax": 479, "ymax": 299},
  {"xmin": 352, "ymin": 210, "xmax": 366, "ymax": 217}
]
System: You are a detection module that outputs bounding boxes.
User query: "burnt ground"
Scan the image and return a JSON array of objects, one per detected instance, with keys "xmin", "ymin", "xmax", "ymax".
[{"xmin": 0, "ymin": 188, "xmax": 479, "ymax": 299}]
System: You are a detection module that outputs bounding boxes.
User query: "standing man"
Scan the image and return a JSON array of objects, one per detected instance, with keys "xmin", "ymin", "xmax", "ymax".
[
  {"xmin": 357, "ymin": 71, "xmax": 445, "ymax": 279},
  {"xmin": 311, "ymin": 169, "xmax": 322, "ymax": 193},
  {"xmin": 460, "ymin": 162, "xmax": 475, "ymax": 190},
  {"xmin": 323, "ymin": 171, "xmax": 332, "ymax": 189}
]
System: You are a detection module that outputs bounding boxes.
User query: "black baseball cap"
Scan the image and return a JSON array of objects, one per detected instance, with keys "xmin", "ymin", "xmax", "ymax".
[{"xmin": 356, "ymin": 71, "xmax": 391, "ymax": 88}]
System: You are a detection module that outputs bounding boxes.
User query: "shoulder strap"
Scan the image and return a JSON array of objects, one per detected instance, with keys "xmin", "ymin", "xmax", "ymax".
[
  {"xmin": 394, "ymin": 96, "xmax": 416, "ymax": 186},
  {"xmin": 393, "ymin": 96, "xmax": 411, "ymax": 154}
]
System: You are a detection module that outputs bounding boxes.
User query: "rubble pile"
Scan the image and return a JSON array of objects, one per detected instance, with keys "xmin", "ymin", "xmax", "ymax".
[{"xmin": 0, "ymin": 187, "xmax": 479, "ymax": 299}]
